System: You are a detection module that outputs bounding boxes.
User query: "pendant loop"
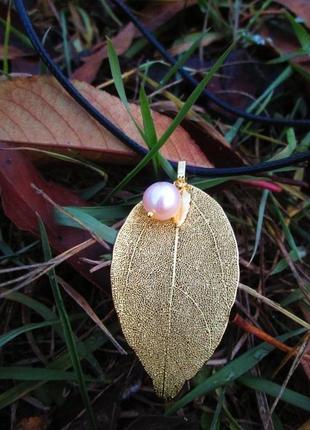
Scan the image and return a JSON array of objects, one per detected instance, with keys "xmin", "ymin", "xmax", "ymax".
[
  {"xmin": 177, "ymin": 161, "xmax": 186, "ymax": 181},
  {"xmin": 175, "ymin": 161, "xmax": 187, "ymax": 189}
]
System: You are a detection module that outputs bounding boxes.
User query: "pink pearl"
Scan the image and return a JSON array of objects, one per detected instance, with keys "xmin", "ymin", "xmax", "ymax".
[{"xmin": 143, "ymin": 182, "xmax": 181, "ymax": 221}]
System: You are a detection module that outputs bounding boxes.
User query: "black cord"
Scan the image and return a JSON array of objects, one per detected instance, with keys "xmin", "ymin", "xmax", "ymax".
[
  {"xmin": 112, "ymin": 0, "xmax": 310, "ymax": 128},
  {"xmin": 14, "ymin": 0, "xmax": 310, "ymax": 177}
]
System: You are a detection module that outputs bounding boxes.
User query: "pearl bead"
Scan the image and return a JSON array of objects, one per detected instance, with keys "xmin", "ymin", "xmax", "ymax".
[{"xmin": 143, "ymin": 182, "xmax": 181, "ymax": 221}]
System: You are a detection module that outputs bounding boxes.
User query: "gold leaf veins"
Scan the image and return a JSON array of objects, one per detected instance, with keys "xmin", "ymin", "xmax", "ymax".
[{"xmin": 111, "ymin": 185, "xmax": 239, "ymax": 398}]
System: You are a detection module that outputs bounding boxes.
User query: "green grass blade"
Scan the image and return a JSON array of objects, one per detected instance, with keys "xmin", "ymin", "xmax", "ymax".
[
  {"xmin": 4, "ymin": 270, "xmax": 105, "ymax": 376},
  {"xmin": 107, "ymin": 39, "xmax": 150, "ymax": 142},
  {"xmin": 3, "ymin": 0, "xmax": 12, "ymax": 75},
  {"xmin": 286, "ymin": 12, "xmax": 310, "ymax": 52},
  {"xmin": 0, "ymin": 367, "xmax": 96, "ymax": 382},
  {"xmin": 10, "ymin": 147, "xmax": 108, "ymax": 179},
  {"xmin": 139, "ymin": 85, "xmax": 175, "ymax": 179},
  {"xmin": 107, "ymin": 36, "xmax": 177, "ymax": 181},
  {"xmin": 269, "ymin": 128, "xmax": 297, "ymax": 161},
  {"xmin": 238, "ymin": 375, "xmax": 310, "ymax": 412},
  {"xmin": 271, "ymin": 195, "xmax": 301, "ymax": 260},
  {"xmin": 60, "ymin": 10, "xmax": 72, "ymax": 76},
  {"xmin": 5, "ymin": 290, "xmax": 61, "ymax": 321},
  {"xmin": 166, "ymin": 328, "xmax": 305, "ymax": 415},
  {"xmin": 160, "ymin": 31, "xmax": 207, "ymax": 87},
  {"xmin": 0, "ymin": 240, "xmax": 39, "ymax": 261},
  {"xmin": 39, "ymin": 218, "xmax": 97, "ymax": 430},
  {"xmin": 272, "ymin": 247, "xmax": 306, "ymax": 275},
  {"xmin": 98, "ymin": 0, "xmax": 122, "ymax": 26},
  {"xmin": 139, "ymin": 84, "xmax": 160, "ymax": 176},
  {"xmin": 54, "ymin": 207, "xmax": 117, "ymax": 244},
  {"xmin": 0, "ymin": 16, "xmax": 32, "ymax": 48},
  {"xmin": 0, "ymin": 325, "xmax": 111, "ymax": 409},
  {"xmin": 249, "ymin": 190, "xmax": 269, "ymax": 263},
  {"xmin": 225, "ymin": 66, "xmax": 292, "ymax": 143},
  {"xmin": 59, "ymin": 205, "xmax": 130, "ymax": 220},
  {"xmin": 0, "ymin": 321, "xmax": 59, "ymax": 348},
  {"xmin": 107, "ymin": 44, "xmax": 234, "ymax": 198},
  {"xmin": 107, "ymin": 37, "xmax": 130, "ymax": 109},
  {"xmin": 210, "ymin": 387, "xmax": 226, "ymax": 430}
]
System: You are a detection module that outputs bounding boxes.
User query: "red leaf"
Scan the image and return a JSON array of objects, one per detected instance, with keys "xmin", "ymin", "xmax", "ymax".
[
  {"xmin": 0, "ymin": 142, "xmax": 103, "ymax": 287},
  {"xmin": 72, "ymin": 23, "xmax": 136, "ymax": 83},
  {"xmin": 0, "ymin": 76, "xmax": 213, "ymax": 168},
  {"xmin": 274, "ymin": 0, "xmax": 310, "ymax": 29}
]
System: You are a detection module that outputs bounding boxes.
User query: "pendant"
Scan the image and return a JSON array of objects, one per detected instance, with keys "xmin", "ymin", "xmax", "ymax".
[{"xmin": 111, "ymin": 162, "xmax": 239, "ymax": 398}]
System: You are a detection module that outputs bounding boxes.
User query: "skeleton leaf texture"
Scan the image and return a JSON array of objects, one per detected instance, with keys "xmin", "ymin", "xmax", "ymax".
[{"xmin": 111, "ymin": 185, "xmax": 239, "ymax": 398}]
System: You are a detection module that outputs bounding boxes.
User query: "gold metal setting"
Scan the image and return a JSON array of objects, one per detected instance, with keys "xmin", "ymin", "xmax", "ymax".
[{"xmin": 111, "ymin": 164, "xmax": 240, "ymax": 398}]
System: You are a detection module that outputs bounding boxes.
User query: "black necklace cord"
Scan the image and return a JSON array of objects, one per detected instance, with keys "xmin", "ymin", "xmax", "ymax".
[
  {"xmin": 14, "ymin": 0, "xmax": 310, "ymax": 177},
  {"xmin": 112, "ymin": 0, "xmax": 310, "ymax": 129},
  {"xmin": 13, "ymin": 0, "xmax": 147, "ymax": 157}
]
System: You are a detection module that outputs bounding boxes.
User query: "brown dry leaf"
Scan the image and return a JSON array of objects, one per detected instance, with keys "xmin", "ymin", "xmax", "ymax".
[
  {"xmin": 0, "ymin": 76, "xmax": 213, "ymax": 168},
  {"xmin": 274, "ymin": 0, "xmax": 310, "ymax": 29},
  {"xmin": 138, "ymin": 0, "xmax": 197, "ymax": 32},
  {"xmin": 16, "ymin": 416, "xmax": 47, "ymax": 430},
  {"xmin": 298, "ymin": 419, "xmax": 310, "ymax": 430},
  {"xmin": 0, "ymin": 141, "xmax": 104, "ymax": 287},
  {"xmin": 111, "ymin": 185, "xmax": 239, "ymax": 398},
  {"xmin": 73, "ymin": 0, "xmax": 197, "ymax": 82},
  {"xmin": 72, "ymin": 23, "xmax": 136, "ymax": 82},
  {"xmin": 260, "ymin": 23, "xmax": 310, "ymax": 75},
  {"xmin": 0, "ymin": 45, "xmax": 30, "ymax": 60}
]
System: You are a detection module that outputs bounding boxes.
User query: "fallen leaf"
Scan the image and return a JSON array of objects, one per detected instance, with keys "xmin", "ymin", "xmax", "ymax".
[
  {"xmin": 0, "ymin": 76, "xmax": 213, "ymax": 168},
  {"xmin": 181, "ymin": 119, "xmax": 245, "ymax": 167},
  {"xmin": 274, "ymin": 0, "xmax": 310, "ymax": 29},
  {"xmin": 198, "ymin": 49, "xmax": 276, "ymax": 112},
  {"xmin": 73, "ymin": 0, "xmax": 197, "ymax": 82},
  {"xmin": 16, "ymin": 416, "xmax": 47, "ymax": 430},
  {"xmin": 170, "ymin": 32, "xmax": 223, "ymax": 56},
  {"xmin": 138, "ymin": 0, "xmax": 197, "ymax": 32},
  {"xmin": 297, "ymin": 419, "xmax": 310, "ymax": 430},
  {"xmin": 0, "ymin": 45, "xmax": 31, "ymax": 60},
  {"xmin": 72, "ymin": 23, "xmax": 136, "ymax": 82},
  {"xmin": 260, "ymin": 21, "xmax": 310, "ymax": 75},
  {"xmin": 0, "ymin": 141, "xmax": 104, "ymax": 286}
]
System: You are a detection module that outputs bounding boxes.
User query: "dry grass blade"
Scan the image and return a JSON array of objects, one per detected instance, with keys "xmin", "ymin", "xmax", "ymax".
[
  {"xmin": 239, "ymin": 283, "xmax": 310, "ymax": 330},
  {"xmin": 89, "ymin": 260, "xmax": 111, "ymax": 273},
  {"xmin": 0, "ymin": 239, "xmax": 95, "ymax": 298},
  {"xmin": 268, "ymin": 335, "xmax": 310, "ymax": 422},
  {"xmin": 0, "ymin": 261, "xmax": 60, "ymax": 274},
  {"xmin": 31, "ymin": 184, "xmax": 110, "ymax": 249},
  {"xmin": 57, "ymin": 276, "xmax": 127, "ymax": 355},
  {"xmin": 0, "ymin": 76, "xmax": 210, "ymax": 167}
]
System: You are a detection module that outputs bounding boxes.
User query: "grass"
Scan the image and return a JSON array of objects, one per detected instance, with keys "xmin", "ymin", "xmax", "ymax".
[
  {"xmin": 39, "ymin": 218, "xmax": 97, "ymax": 430},
  {"xmin": 0, "ymin": 1, "xmax": 310, "ymax": 429}
]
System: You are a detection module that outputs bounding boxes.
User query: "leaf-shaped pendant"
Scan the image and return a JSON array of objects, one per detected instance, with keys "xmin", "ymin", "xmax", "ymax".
[{"xmin": 111, "ymin": 165, "xmax": 239, "ymax": 398}]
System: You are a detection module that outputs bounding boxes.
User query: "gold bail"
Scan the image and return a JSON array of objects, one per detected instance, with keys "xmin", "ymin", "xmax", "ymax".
[
  {"xmin": 175, "ymin": 161, "xmax": 187, "ymax": 188},
  {"xmin": 177, "ymin": 160, "xmax": 186, "ymax": 180}
]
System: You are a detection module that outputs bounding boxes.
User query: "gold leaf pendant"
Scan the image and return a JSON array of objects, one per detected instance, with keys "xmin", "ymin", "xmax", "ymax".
[{"xmin": 111, "ymin": 163, "xmax": 239, "ymax": 398}]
